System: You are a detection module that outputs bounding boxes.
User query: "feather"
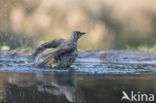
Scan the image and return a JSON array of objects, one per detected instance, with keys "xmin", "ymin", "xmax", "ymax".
[
  {"xmin": 38, "ymin": 45, "xmax": 74, "ymax": 66},
  {"xmin": 32, "ymin": 39, "xmax": 64, "ymax": 59}
]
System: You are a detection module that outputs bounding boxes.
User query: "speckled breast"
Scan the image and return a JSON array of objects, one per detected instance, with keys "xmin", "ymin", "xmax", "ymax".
[{"xmin": 49, "ymin": 50, "xmax": 78, "ymax": 68}]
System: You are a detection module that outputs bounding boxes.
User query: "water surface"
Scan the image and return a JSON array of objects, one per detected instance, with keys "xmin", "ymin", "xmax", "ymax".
[{"xmin": 0, "ymin": 55, "xmax": 156, "ymax": 103}]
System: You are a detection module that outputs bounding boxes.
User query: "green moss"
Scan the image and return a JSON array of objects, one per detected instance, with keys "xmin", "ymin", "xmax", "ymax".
[
  {"xmin": 126, "ymin": 45, "xmax": 156, "ymax": 51},
  {"xmin": 20, "ymin": 47, "xmax": 32, "ymax": 51}
]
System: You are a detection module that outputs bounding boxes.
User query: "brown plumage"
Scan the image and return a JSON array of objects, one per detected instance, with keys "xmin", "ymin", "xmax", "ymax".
[{"xmin": 32, "ymin": 31, "xmax": 85, "ymax": 68}]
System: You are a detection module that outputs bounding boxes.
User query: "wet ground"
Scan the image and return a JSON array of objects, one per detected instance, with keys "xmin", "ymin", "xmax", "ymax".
[{"xmin": 0, "ymin": 50, "xmax": 156, "ymax": 103}]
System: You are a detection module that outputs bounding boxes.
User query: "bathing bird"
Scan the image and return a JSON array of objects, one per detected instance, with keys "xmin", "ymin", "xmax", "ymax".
[{"xmin": 32, "ymin": 31, "xmax": 85, "ymax": 68}]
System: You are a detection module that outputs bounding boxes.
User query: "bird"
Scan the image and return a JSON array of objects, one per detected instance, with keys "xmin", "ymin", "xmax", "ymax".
[{"xmin": 31, "ymin": 31, "xmax": 86, "ymax": 68}]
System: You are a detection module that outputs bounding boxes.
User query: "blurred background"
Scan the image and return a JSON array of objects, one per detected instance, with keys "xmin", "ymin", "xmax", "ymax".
[{"xmin": 0, "ymin": 0, "xmax": 156, "ymax": 51}]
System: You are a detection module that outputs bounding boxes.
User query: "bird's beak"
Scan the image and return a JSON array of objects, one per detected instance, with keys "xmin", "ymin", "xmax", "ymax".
[{"xmin": 81, "ymin": 32, "xmax": 86, "ymax": 35}]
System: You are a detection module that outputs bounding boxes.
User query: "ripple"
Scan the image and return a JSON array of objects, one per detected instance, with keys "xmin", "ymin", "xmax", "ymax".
[{"xmin": 0, "ymin": 56, "xmax": 156, "ymax": 74}]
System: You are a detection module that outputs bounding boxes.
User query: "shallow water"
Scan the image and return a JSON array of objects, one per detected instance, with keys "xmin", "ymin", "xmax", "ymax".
[{"xmin": 0, "ymin": 55, "xmax": 156, "ymax": 103}]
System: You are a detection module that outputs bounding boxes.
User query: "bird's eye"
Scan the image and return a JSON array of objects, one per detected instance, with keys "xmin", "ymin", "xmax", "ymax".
[{"xmin": 78, "ymin": 32, "xmax": 81, "ymax": 36}]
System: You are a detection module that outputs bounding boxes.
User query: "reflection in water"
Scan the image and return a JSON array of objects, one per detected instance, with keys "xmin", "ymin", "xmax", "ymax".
[
  {"xmin": 0, "ymin": 71, "xmax": 156, "ymax": 103},
  {"xmin": 0, "ymin": 56, "xmax": 156, "ymax": 103},
  {"xmin": 0, "ymin": 71, "xmax": 77, "ymax": 103}
]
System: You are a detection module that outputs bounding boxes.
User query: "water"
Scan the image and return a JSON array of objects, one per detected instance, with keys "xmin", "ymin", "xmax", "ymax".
[{"xmin": 0, "ymin": 55, "xmax": 156, "ymax": 103}]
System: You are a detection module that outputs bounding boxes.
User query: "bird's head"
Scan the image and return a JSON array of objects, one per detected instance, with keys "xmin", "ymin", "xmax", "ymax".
[{"xmin": 68, "ymin": 31, "xmax": 86, "ymax": 42}]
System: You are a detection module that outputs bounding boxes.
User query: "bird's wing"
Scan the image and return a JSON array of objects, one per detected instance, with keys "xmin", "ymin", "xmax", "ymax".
[
  {"xmin": 31, "ymin": 38, "xmax": 64, "ymax": 59},
  {"xmin": 41, "ymin": 38, "xmax": 65, "ymax": 48},
  {"xmin": 37, "ymin": 44, "xmax": 75, "ymax": 66}
]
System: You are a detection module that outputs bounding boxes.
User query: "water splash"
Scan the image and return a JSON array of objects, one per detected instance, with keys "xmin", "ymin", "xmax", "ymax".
[{"xmin": 0, "ymin": 56, "xmax": 156, "ymax": 74}]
